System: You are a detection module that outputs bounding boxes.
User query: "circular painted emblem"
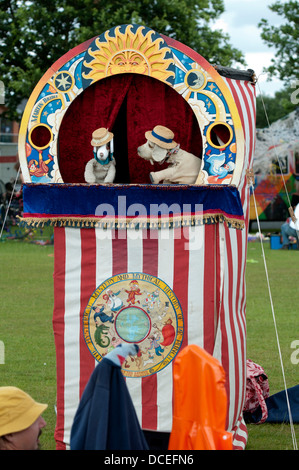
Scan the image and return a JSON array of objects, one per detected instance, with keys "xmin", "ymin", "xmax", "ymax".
[
  {"xmin": 115, "ymin": 306, "xmax": 151, "ymax": 343},
  {"xmin": 185, "ymin": 69, "xmax": 206, "ymax": 91},
  {"xmin": 83, "ymin": 272, "xmax": 184, "ymax": 377},
  {"xmin": 54, "ymin": 71, "xmax": 74, "ymax": 92}
]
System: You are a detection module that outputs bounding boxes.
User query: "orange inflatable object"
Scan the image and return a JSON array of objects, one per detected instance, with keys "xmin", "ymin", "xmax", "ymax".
[{"xmin": 168, "ymin": 345, "xmax": 233, "ymax": 450}]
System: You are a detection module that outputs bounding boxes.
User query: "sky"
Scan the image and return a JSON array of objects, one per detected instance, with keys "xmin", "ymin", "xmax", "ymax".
[{"xmin": 212, "ymin": 0, "xmax": 286, "ymax": 96}]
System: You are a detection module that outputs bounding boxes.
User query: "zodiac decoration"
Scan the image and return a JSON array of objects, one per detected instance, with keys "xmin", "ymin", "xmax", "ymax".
[
  {"xmin": 206, "ymin": 152, "xmax": 235, "ymax": 183},
  {"xmin": 83, "ymin": 273, "xmax": 184, "ymax": 378}
]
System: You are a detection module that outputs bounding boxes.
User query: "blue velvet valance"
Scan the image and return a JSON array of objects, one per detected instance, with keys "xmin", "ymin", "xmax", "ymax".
[{"xmin": 19, "ymin": 183, "xmax": 245, "ymax": 229}]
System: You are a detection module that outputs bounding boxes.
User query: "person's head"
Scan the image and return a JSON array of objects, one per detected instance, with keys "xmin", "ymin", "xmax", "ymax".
[{"xmin": 0, "ymin": 386, "xmax": 47, "ymax": 450}]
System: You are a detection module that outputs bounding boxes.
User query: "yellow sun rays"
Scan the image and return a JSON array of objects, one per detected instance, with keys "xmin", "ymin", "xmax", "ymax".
[{"xmin": 82, "ymin": 25, "xmax": 175, "ymax": 84}]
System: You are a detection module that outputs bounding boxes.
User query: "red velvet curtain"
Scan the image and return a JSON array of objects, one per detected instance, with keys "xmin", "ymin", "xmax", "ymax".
[{"xmin": 58, "ymin": 73, "xmax": 202, "ymax": 184}]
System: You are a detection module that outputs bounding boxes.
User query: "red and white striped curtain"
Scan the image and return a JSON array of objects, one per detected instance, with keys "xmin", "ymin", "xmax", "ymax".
[
  {"xmin": 52, "ymin": 79, "xmax": 256, "ymax": 450},
  {"xmin": 53, "ymin": 224, "xmax": 245, "ymax": 449}
]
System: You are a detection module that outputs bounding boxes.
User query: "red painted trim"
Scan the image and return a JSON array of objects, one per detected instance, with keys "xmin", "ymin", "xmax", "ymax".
[
  {"xmin": 50, "ymin": 37, "xmax": 96, "ymax": 72},
  {"xmin": 53, "ymin": 227, "xmax": 67, "ymax": 450},
  {"xmin": 161, "ymin": 34, "xmax": 216, "ymax": 74}
]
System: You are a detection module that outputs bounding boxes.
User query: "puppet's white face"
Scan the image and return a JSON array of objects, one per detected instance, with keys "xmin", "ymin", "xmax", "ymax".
[
  {"xmin": 137, "ymin": 140, "xmax": 167, "ymax": 165},
  {"xmin": 94, "ymin": 143, "xmax": 110, "ymax": 162}
]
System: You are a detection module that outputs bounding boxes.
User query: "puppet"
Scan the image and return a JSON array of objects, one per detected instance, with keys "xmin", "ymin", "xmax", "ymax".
[
  {"xmin": 84, "ymin": 128, "xmax": 116, "ymax": 184},
  {"xmin": 137, "ymin": 125, "xmax": 201, "ymax": 184}
]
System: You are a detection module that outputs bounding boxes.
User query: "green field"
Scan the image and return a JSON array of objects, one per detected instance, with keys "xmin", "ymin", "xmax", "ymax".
[
  {"xmin": 244, "ymin": 238, "xmax": 299, "ymax": 450},
  {"xmin": 0, "ymin": 235, "xmax": 298, "ymax": 450}
]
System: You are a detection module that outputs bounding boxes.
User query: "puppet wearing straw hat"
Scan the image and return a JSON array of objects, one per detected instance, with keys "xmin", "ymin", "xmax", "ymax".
[
  {"xmin": 138, "ymin": 125, "xmax": 201, "ymax": 184},
  {"xmin": 84, "ymin": 128, "xmax": 116, "ymax": 184}
]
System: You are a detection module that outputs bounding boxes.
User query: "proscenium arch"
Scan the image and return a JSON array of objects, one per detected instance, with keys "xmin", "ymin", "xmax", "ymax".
[{"xmin": 18, "ymin": 24, "xmax": 245, "ymax": 186}]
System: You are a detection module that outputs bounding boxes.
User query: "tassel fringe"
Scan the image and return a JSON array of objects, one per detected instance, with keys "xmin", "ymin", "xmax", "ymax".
[{"xmin": 18, "ymin": 214, "xmax": 244, "ymax": 230}]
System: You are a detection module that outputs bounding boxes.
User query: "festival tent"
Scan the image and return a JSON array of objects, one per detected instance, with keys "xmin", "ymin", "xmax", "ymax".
[
  {"xmin": 253, "ymin": 108, "xmax": 299, "ymax": 175},
  {"xmin": 18, "ymin": 24, "xmax": 256, "ymax": 450},
  {"xmin": 250, "ymin": 108, "xmax": 299, "ymax": 222}
]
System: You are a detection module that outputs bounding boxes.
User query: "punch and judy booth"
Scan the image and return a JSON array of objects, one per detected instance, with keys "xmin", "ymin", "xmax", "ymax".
[{"xmin": 18, "ymin": 24, "xmax": 256, "ymax": 450}]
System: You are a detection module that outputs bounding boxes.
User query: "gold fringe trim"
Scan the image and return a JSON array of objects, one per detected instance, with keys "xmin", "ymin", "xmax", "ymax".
[{"xmin": 18, "ymin": 214, "xmax": 244, "ymax": 230}]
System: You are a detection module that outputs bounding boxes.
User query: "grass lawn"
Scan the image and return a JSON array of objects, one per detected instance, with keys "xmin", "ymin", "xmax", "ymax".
[
  {"xmin": 0, "ymin": 238, "xmax": 57, "ymax": 450},
  {"xmin": 0, "ymin": 234, "xmax": 298, "ymax": 450},
  {"xmin": 245, "ymin": 239, "xmax": 299, "ymax": 450}
]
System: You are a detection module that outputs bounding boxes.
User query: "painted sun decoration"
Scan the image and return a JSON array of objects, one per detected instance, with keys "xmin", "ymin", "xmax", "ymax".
[{"xmin": 82, "ymin": 25, "xmax": 175, "ymax": 85}]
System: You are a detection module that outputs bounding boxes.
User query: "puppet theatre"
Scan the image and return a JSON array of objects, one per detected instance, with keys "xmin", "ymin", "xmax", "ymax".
[{"xmin": 18, "ymin": 24, "xmax": 256, "ymax": 450}]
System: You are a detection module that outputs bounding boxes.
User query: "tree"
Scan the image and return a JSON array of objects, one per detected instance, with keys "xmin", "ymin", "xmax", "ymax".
[
  {"xmin": 0, "ymin": 0, "xmax": 244, "ymax": 121},
  {"xmin": 259, "ymin": 0, "xmax": 299, "ymax": 83},
  {"xmin": 256, "ymin": 85, "xmax": 298, "ymax": 129}
]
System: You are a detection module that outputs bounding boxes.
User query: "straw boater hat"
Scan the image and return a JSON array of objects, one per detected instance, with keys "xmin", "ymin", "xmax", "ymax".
[
  {"xmin": 0, "ymin": 387, "xmax": 48, "ymax": 436},
  {"xmin": 145, "ymin": 125, "xmax": 177, "ymax": 149},
  {"xmin": 91, "ymin": 128, "xmax": 113, "ymax": 147}
]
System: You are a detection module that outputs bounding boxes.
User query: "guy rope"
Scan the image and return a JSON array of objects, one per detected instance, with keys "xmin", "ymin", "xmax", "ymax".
[{"xmin": 248, "ymin": 79, "xmax": 298, "ymax": 450}]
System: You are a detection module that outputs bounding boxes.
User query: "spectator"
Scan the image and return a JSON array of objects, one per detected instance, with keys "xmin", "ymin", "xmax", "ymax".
[
  {"xmin": 280, "ymin": 203, "xmax": 299, "ymax": 249},
  {"xmin": 0, "ymin": 386, "xmax": 47, "ymax": 450}
]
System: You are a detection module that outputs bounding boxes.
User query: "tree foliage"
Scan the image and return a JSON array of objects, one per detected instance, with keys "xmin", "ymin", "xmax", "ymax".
[
  {"xmin": 0, "ymin": 0, "xmax": 244, "ymax": 120},
  {"xmin": 259, "ymin": 0, "xmax": 299, "ymax": 83},
  {"xmin": 256, "ymin": 85, "xmax": 298, "ymax": 129}
]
